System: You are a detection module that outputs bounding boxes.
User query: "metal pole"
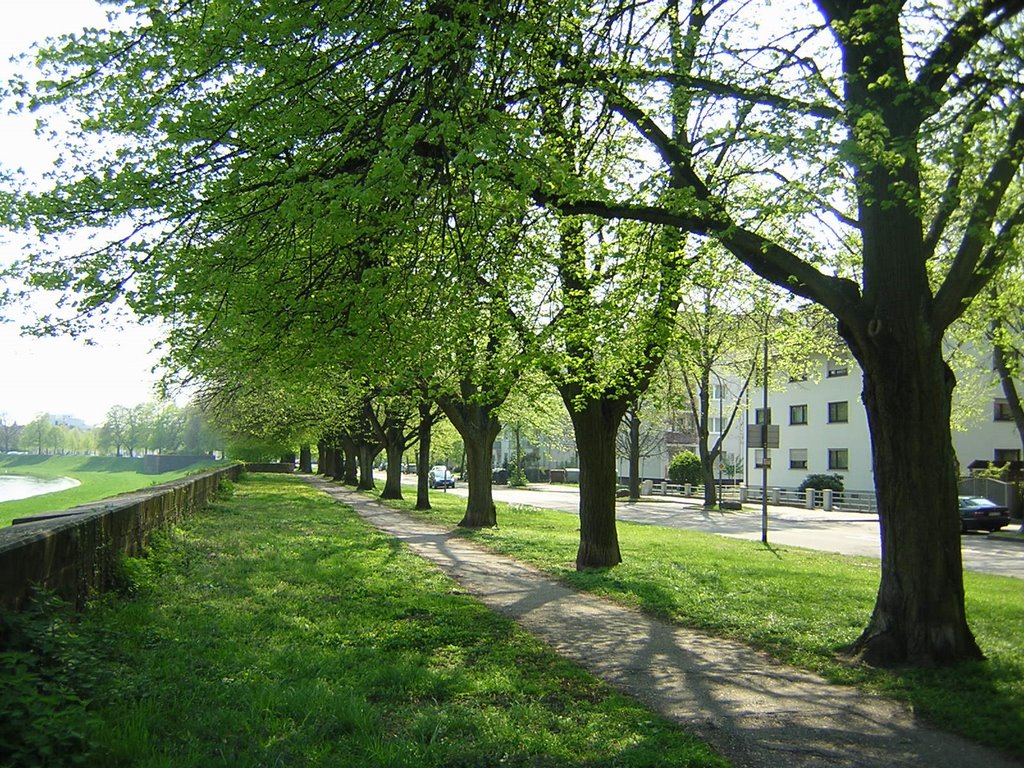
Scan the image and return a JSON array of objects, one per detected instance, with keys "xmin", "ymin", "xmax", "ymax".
[
  {"xmin": 718, "ymin": 378, "xmax": 724, "ymax": 507},
  {"xmin": 761, "ymin": 334, "xmax": 769, "ymax": 543}
]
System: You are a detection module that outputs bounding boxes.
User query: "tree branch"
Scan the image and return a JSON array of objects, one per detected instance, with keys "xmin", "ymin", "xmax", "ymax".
[
  {"xmin": 915, "ymin": 0, "xmax": 1024, "ymax": 117},
  {"xmin": 933, "ymin": 108, "xmax": 1024, "ymax": 327}
]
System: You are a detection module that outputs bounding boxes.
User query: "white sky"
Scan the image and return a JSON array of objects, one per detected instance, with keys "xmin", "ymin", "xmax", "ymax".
[{"xmin": 1, "ymin": 0, "xmax": 165, "ymax": 427}]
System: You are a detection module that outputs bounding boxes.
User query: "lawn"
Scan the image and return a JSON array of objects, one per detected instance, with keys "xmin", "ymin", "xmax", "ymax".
[
  {"xmin": 0, "ymin": 454, "xmax": 221, "ymax": 526},
  {"xmin": 378, "ymin": 483, "xmax": 1024, "ymax": 758},
  {"xmin": 0, "ymin": 474, "xmax": 725, "ymax": 768}
]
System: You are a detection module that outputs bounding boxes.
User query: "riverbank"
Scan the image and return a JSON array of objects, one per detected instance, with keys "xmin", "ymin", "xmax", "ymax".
[{"xmin": 0, "ymin": 455, "xmax": 220, "ymax": 526}]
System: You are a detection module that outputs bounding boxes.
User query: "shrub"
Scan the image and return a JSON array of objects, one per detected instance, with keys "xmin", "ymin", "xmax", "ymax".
[
  {"xmin": 0, "ymin": 591, "xmax": 99, "ymax": 766},
  {"xmin": 507, "ymin": 456, "xmax": 528, "ymax": 487},
  {"xmin": 797, "ymin": 473, "xmax": 845, "ymax": 493},
  {"xmin": 668, "ymin": 450, "xmax": 702, "ymax": 485}
]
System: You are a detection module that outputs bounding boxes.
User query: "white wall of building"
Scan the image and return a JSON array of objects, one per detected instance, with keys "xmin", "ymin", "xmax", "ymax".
[{"xmin": 746, "ymin": 355, "xmax": 1024, "ymax": 492}]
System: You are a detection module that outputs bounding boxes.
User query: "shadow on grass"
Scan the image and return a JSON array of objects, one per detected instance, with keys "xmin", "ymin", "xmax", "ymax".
[
  {"xmin": 898, "ymin": 658, "xmax": 1024, "ymax": 756},
  {"xmin": 0, "ymin": 455, "xmax": 49, "ymax": 467}
]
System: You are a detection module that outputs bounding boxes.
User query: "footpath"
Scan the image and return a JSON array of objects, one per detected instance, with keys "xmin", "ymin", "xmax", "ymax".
[{"xmin": 304, "ymin": 477, "xmax": 1021, "ymax": 768}]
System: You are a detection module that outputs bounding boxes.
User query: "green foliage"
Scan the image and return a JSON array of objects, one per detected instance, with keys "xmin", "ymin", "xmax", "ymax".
[
  {"xmin": 0, "ymin": 591, "xmax": 99, "ymax": 767},
  {"xmin": 507, "ymin": 454, "xmax": 528, "ymax": 487},
  {"xmin": 216, "ymin": 477, "xmax": 235, "ymax": 498},
  {"xmin": 974, "ymin": 462, "xmax": 1011, "ymax": 481},
  {"xmin": 797, "ymin": 474, "xmax": 846, "ymax": 493},
  {"xmin": 668, "ymin": 450, "xmax": 702, "ymax": 485}
]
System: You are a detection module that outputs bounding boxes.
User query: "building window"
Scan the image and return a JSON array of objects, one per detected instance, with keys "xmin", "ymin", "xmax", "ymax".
[
  {"xmin": 754, "ymin": 407, "xmax": 771, "ymax": 425},
  {"xmin": 789, "ymin": 404, "xmax": 808, "ymax": 425},
  {"xmin": 827, "ymin": 401, "xmax": 849, "ymax": 423},
  {"xmin": 826, "ymin": 361, "xmax": 849, "ymax": 377},
  {"xmin": 709, "ymin": 416, "xmax": 723, "ymax": 434},
  {"xmin": 712, "ymin": 383, "xmax": 725, "ymax": 400},
  {"xmin": 788, "ymin": 372, "xmax": 809, "ymax": 382},
  {"xmin": 994, "ymin": 448, "xmax": 1021, "ymax": 463},
  {"xmin": 828, "ymin": 448, "xmax": 849, "ymax": 470},
  {"xmin": 754, "ymin": 449, "xmax": 770, "ymax": 468},
  {"xmin": 789, "ymin": 448, "xmax": 808, "ymax": 469},
  {"xmin": 994, "ymin": 399, "xmax": 1014, "ymax": 422}
]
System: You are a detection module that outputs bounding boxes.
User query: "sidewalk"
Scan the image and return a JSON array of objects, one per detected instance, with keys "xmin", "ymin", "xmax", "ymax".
[{"xmin": 306, "ymin": 477, "xmax": 1020, "ymax": 768}]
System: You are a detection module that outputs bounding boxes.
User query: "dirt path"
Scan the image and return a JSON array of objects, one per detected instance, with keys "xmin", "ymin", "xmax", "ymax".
[{"xmin": 306, "ymin": 478, "xmax": 1020, "ymax": 768}]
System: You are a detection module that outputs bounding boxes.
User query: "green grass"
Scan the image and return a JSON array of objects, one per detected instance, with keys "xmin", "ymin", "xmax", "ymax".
[
  {"xmin": 0, "ymin": 455, "xmax": 221, "ymax": 526},
  {"xmin": 1, "ymin": 474, "xmax": 725, "ymax": 767},
  {"xmin": 379, "ymin": 484, "xmax": 1024, "ymax": 758}
]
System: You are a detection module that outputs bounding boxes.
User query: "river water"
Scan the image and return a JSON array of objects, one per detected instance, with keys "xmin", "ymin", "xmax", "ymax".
[{"xmin": 0, "ymin": 474, "xmax": 81, "ymax": 503}]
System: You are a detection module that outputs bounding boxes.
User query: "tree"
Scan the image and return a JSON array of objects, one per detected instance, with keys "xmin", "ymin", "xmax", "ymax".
[
  {"xmin": 23, "ymin": 414, "xmax": 53, "ymax": 456},
  {"xmin": 98, "ymin": 406, "xmax": 129, "ymax": 457},
  {"xmin": 665, "ymin": 246, "xmax": 767, "ymax": 507},
  {"xmin": 0, "ymin": 415, "xmax": 21, "ymax": 453},
  {"xmin": 9, "ymin": 0, "xmax": 1023, "ymax": 665},
  {"xmin": 535, "ymin": 218, "xmax": 687, "ymax": 568},
  {"xmin": 615, "ymin": 395, "xmax": 673, "ymax": 500},
  {"xmin": 497, "ymin": 374, "xmax": 569, "ymax": 486}
]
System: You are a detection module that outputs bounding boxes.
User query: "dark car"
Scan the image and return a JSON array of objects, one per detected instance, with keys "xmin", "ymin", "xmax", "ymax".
[
  {"xmin": 428, "ymin": 465, "xmax": 455, "ymax": 489},
  {"xmin": 958, "ymin": 496, "xmax": 1010, "ymax": 533}
]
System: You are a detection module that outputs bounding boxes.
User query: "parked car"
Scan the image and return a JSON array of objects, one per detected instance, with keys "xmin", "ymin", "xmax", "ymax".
[
  {"xmin": 958, "ymin": 495, "xmax": 1010, "ymax": 533},
  {"xmin": 428, "ymin": 465, "xmax": 455, "ymax": 489}
]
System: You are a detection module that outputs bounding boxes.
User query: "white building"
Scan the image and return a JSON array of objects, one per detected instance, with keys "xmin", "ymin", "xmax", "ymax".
[{"xmin": 744, "ymin": 355, "xmax": 1024, "ymax": 493}]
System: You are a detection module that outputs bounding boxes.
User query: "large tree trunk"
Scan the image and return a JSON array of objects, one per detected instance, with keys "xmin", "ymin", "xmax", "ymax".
[
  {"xmin": 848, "ymin": 328, "xmax": 982, "ymax": 666},
  {"xmin": 380, "ymin": 429, "xmax": 405, "ymax": 500},
  {"xmin": 563, "ymin": 392, "xmax": 629, "ymax": 569},
  {"xmin": 356, "ymin": 442, "xmax": 377, "ymax": 491},
  {"xmin": 322, "ymin": 439, "xmax": 343, "ymax": 479},
  {"xmin": 698, "ymin": 440, "xmax": 717, "ymax": 508},
  {"xmin": 299, "ymin": 444, "xmax": 313, "ymax": 474},
  {"xmin": 317, "ymin": 440, "xmax": 329, "ymax": 475},
  {"xmin": 462, "ymin": 435, "xmax": 498, "ymax": 526},
  {"xmin": 438, "ymin": 395, "xmax": 501, "ymax": 528},
  {"xmin": 338, "ymin": 436, "xmax": 359, "ymax": 485},
  {"xmin": 416, "ymin": 400, "xmax": 433, "ymax": 511}
]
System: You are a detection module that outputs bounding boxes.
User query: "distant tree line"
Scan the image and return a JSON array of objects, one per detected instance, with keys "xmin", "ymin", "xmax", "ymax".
[{"xmin": 0, "ymin": 403, "xmax": 218, "ymax": 458}]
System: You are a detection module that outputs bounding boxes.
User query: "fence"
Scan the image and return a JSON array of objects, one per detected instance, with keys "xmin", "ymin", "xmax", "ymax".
[
  {"xmin": 0, "ymin": 463, "xmax": 243, "ymax": 611},
  {"xmin": 647, "ymin": 480, "xmax": 878, "ymax": 513},
  {"xmin": 648, "ymin": 478, "xmax": 1024, "ymax": 517}
]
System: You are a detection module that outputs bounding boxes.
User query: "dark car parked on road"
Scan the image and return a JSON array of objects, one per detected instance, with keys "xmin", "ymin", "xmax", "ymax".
[{"xmin": 959, "ymin": 496, "xmax": 1010, "ymax": 533}]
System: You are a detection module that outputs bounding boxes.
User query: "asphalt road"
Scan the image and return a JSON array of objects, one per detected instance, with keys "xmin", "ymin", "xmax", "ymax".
[{"xmin": 443, "ymin": 482, "xmax": 1024, "ymax": 580}]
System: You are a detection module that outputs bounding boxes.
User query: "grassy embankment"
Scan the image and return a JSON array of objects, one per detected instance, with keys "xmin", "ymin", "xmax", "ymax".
[
  {"xmin": 0, "ymin": 454, "xmax": 221, "ymax": 526},
  {"xmin": 1, "ymin": 474, "xmax": 725, "ymax": 768},
  {"xmin": 379, "ymin": 483, "xmax": 1024, "ymax": 759}
]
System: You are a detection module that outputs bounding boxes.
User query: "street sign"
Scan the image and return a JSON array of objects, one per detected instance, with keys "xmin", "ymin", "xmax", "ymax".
[{"xmin": 746, "ymin": 424, "xmax": 780, "ymax": 448}]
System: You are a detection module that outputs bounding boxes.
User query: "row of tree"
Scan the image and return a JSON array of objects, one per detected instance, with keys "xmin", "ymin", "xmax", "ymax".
[
  {"xmin": 0, "ymin": 404, "xmax": 218, "ymax": 458},
  {"xmin": 4, "ymin": 0, "xmax": 1023, "ymax": 668}
]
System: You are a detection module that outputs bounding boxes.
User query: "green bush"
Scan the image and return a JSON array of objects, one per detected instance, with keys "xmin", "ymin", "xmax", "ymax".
[
  {"xmin": 0, "ymin": 591, "xmax": 99, "ymax": 766},
  {"xmin": 507, "ymin": 455, "xmax": 528, "ymax": 487},
  {"xmin": 668, "ymin": 450, "xmax": 702, "ymax": 485},
  {"xmin": 797, "ymin": 473, "xmax": 845, "ymax": 493}
]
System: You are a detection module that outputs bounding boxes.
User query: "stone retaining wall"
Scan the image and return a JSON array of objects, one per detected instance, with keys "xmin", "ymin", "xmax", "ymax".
[
  {"xmin": 243, "ymin": 462, "xmax": 296, "ymax": 473},
  {"xmin": 0, "ymin": 464, "xmax": 243, "ymax": 611}
]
